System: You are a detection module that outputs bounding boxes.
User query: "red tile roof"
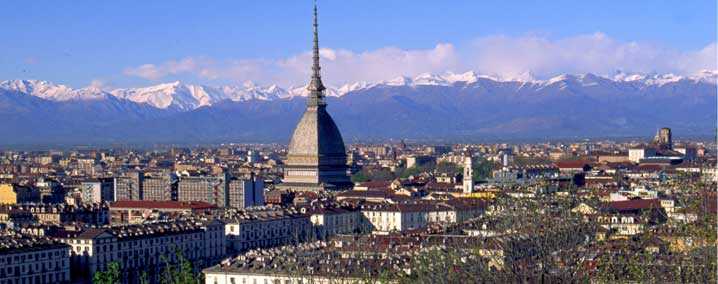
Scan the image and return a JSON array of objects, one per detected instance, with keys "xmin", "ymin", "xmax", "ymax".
[
  {"xmin": 110, "ymin": 200, "xmax": 216, "ymax": 210},
  {"xmin": 336, "ymin": 189, "xmax": 392, "ymax": 199},
  {"xmin": 556, "ymin": 160, "xmax": 591, "ymax": 169},
  {"xmin": 604, "ymin": 199, "xmax": 662, "ymax": 211},
  {"xmin": 636, "ymin": 164, "xmax": 665, "ymax": 172},
  {"xmin": 424, "ymin": 181, "xmax": 458, "ymax": 191},
  {"xmin": 355, "ymin": 181, "xmax": 392, "ymax": 189}
]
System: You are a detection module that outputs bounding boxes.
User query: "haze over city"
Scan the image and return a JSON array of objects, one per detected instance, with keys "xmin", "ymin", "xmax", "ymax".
[{"xmin": 0, "ymin": 1, "xmax": 715, "ymax": 283}]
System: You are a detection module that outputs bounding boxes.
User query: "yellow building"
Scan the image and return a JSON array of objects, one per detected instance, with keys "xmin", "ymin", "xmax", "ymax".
[
  {"xmin": 463, "ymin": 191, "xmax": 496, "ymax": 199},
  {"xmin": 0, "ymin": 183, "xmax": 17, "ymax": 204},
  {"xmin": 0, "ymin": 183, "xmax": 40, "ymax": 204}
]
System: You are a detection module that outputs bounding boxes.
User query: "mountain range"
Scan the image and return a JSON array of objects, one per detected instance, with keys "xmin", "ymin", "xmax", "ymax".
[{"xmin": 0, "ymin": 70, "xmax": 715, "ymax": 146}]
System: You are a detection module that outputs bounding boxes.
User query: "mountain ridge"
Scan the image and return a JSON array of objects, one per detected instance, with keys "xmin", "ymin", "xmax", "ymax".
[
  {"xmin": 2, "ymin": 70, "xmax": 715, "ymax": 111},
  {"xmin": 0, "ymin": 71, "xmax": 715, "ymax": 145}
]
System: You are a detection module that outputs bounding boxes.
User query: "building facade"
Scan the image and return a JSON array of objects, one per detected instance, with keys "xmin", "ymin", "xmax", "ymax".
[
  {"xmin": 177, "ymin": 173, "xmax": 228, "ymax": 207},
  {"xmin": 114, "ymin": 171, "xmax": 144, "ymax": 201},
  {"xmin": 223, "ymin": 208, "xmax": 313, "ymax": 253},
  {"xmin": 56, "ymin": 219, "xmax": 225, "ymax": 283},
  {"xmin": 80, "ymin": 178, "xmax": 115, "ymax": 204},
  {"xmin": 305, "ymin": 206, "xmax": 362, "ymax": 239},
  {"xmin": 0, "ymin": 234, "xmax": 71, "ymax": 283},
  {"xmin": 108, "ymin": 200, "xmax": 217, "ymax": 224},
  {"xmin": 227, "ymin": 175, "xmax": 264, "ymax": 209},
  {"xmin": 142, "ymin": 172, "xmax": 177, "ymax": 201}
]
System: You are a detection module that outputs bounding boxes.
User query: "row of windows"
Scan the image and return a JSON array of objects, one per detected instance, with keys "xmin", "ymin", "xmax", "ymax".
[
  {"xmin": 286, "ymin": 170, "xmax": 317, "ymax": 177},
  {"xmin": 1, "ymin": 260, "xmax": 67, "ymax": 277},
  {"xmin": 0, "ymin": 271, "xmax": 68, "ymax": 284},
  {"xmin": 217, "ymin": 276, "xmax": 305, "ymax": 284},
  {"xmin": 0, "ymin": 249, "xmax": 65, "ymax": 265}
]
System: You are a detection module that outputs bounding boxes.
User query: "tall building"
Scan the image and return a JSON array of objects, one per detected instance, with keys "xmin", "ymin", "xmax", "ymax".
[
  {"xmin": 227, "ymin": 174, "xmax": 265, "ymax": 209},
  {"xmin": 177, "ymin": 172, "xmax": 228, "ymax": 207},
  {"xmin": 280, "ymin": 3, "xmax": 351, "ymax": 191},
  {"xmin": 80, "ymin": 178, "xmax": 114, "ymax": 204},
  {"xmin": 142, "ymin": 171, "xmax": 177, "ymax": 201},
  {"xmin": 35, "ymin": 178, "xmax": 65, "ymax": 204},
  {"xmin": 247, "ymin": 150, "xmax": 260, "ymax": 164},
  {"xmin": 653, "ymin": 127, "xmax": 672, "ymax": 149},
  {"xmin": 113, "ymin": 171, "xmax": 143, "ymax": 201},
  {"xmin": 463, "ymin": 157, "xmax": 474, "ymax": 194}
]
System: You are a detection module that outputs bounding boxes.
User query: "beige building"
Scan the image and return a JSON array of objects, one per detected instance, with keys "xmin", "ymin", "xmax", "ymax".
[
  {"xmin": 597, "ymin": 154, "xmax": 630, "ymax": 163},
  {"xmin": 596, "ymin": 214, "xmax": 644, "ymax": 236}
]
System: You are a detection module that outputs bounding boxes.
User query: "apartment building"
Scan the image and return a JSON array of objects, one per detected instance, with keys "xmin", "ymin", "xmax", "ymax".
[
  {"xmin": 0, "ymin": 233, "xmax": 71, "ymax": 283},
  {"xmin": 223, "ymin": 207, "xmax": 313, "ymax": 253},
  {"xmin": 53, "ymin": 219, "xmax": 225, "ymax": 283}
]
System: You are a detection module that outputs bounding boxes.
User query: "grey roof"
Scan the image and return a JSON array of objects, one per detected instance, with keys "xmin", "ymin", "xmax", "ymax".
[{"xmin": 287, "ymin": 106, "xmax": 347, "ymax": 158}]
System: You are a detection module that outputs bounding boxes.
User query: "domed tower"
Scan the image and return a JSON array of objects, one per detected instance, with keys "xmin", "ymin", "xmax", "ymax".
[{"xmin": 279, "ymin": 1, "xmax": 352, "ymax": 191}]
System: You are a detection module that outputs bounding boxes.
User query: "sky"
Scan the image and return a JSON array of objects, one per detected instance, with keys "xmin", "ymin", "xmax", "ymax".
[{"xmin": 0, "ymin": 0, "xmax": 715, "ymax": 89}]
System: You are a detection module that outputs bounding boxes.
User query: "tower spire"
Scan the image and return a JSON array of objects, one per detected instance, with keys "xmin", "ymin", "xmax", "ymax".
[{"xmin": 307, "ymin": 0, "xmax": 326, "ymax": 106}]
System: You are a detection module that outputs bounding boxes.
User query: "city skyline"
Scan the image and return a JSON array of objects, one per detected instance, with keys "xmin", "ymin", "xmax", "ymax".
[{"xmin": 0, "ymin": 2, "xmax": 715, "ymax": 283}]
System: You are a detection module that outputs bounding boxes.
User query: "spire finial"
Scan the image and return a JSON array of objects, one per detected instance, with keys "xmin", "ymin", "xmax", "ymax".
[{"xmin": 307, "ymin": 0, "xmax": 326, "ymax": 106}]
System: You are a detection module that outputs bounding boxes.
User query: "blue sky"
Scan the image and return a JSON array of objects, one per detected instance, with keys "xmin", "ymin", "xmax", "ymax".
[{"xmin": 1, "ymin": 0, "xmax": 715, "ymax": 88}]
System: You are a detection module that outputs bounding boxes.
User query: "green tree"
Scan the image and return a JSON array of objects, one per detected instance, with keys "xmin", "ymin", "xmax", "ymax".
[
  {"xmin": 161, "ymin": 250, "xmax": 200, "ymax": 284},
  {"xmin": 472, "ymin": 158, "xmax": 496, "ymax": 181},
  {"xmin": 435, "ymin": 161, "xmax": 461, "ymax": 175},
  {"xmin": 351, "ymin": 170, "xmax": 370, "ymax": 183},
  {"xmin": 93, "ymin": 261, "xmax": 121, "ymax": 284},
  {"xmin": 398, "ymin": 161, "xmax": 436, "ymax": 179},
  {"xmin": 352, "ymin": 167, "xmax": 396, "ymax": 182}
]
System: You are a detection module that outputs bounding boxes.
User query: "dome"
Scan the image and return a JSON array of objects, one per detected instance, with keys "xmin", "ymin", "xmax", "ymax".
[
  {"xmin": 279, "ymin": 2, "xmax": 352, "ymax": 191},
  {"xmin": 287, "ymin": 106, "xmax": 346, "ymax": 160}
]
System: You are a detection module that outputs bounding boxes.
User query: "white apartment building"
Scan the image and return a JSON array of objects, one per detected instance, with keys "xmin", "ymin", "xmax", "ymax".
[
  {"xmin": 360, "ymin": 200, "xmax": 484, "ymax": 233},
  {"xmin": 223, "ymin": 208, "xmax": 313, "ymax": 253},
  {"xmin": 0, "ymin": 234, "xmax": 71, "ymax": 283},
  {"xmin": 628, "ymin": 148, "xmax": 656, "ymax": 163},
  {"xmin": 55, "ymin": 219, "xmax": 225, "ymax": 283},
  {"xmin": 597, "ymin": 214, "xmax": 644, "ymax": 236},
  {"xmin": 305, "ymin": 206, "xmax": 363, "ymax": 239}
]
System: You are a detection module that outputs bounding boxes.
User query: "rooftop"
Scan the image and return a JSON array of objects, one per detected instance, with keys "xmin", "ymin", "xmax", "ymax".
[
  {"xmin": 0, "ymin": 231, "xmax": 69, "ymax": 255},
  {"xmin": 110, "ymin": 200, "xmax": 216, "ymax": 210}
]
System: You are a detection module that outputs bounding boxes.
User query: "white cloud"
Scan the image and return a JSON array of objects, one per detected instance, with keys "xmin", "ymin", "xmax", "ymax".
[
  {"xmin": 466, "ymin": 33, "xmax": 716, "ymax": 79},
  {"xmin": 124, "ymin": 64, "xmax": 162, "ymax": 80},
  {"xmin": 89, "ymin": 79, "xmax": 106, "ymax": 89},
  {"xmin": 123, "ymin": 33, "xmax": 717, "ymax": 85},
  {"xmin": 124, "ymin": 57, "xmax": 212, "ymax": 80}
]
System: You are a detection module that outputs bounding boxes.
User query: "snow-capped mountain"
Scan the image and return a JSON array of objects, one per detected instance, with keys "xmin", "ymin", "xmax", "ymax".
[
  {"xmin": 2, "ymin": 70, "xmax": 714, "ymax": 111},
  {"xmin": 110, "ymin": 81, "xmax": 292, "ymax": 110},
  {"xmin": 0, "ymin": 80, "xmax": 111, "ymax": 101},
  {"xmin": 612, "ymin": 69, "xmax": 718, "ymax": 85},
  {"xmin": 0, "ymin": 71, "xmax": 714, "ymax": 145}
]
